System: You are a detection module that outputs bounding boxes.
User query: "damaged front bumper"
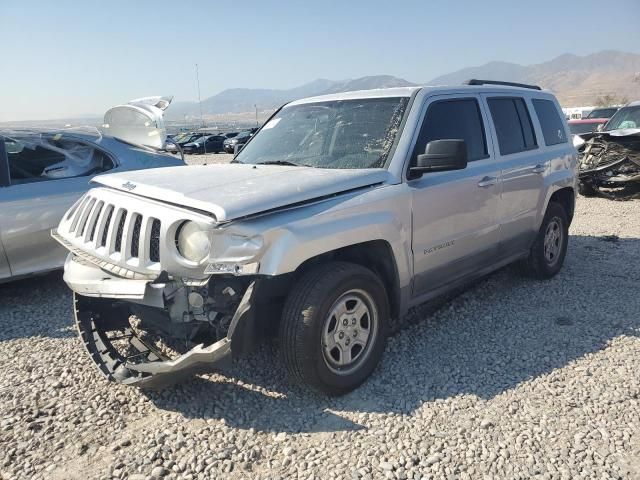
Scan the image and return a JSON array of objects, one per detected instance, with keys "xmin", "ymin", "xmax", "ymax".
[{"xmin": 67, "ymin": 255, "xmax": 257, "ymax": 388}]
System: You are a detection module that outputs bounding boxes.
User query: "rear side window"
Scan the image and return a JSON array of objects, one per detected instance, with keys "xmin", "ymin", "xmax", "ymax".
[
  {"xmin": 488, "ymin": 97, "xmax": 537, "ymax": 155},
  {"xmin": 414, "ymin": 98, "xmax": 488, "ymax": 162},
  {"xmin": 532, "ymin": 99, "xmax": 568, "ymax": 145}
]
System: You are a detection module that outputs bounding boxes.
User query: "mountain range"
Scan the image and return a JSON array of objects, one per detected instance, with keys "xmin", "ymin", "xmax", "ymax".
[
  {"xmin": 167, "ymin": 75, "xmax": 417, "ymax": 120},
  {"xmin": 168, "ymin": 50, "xmax": 640, "ymax": 120}
]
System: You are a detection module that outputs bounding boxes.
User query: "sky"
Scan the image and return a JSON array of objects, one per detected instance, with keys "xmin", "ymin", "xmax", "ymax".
[{"xmin": 2, "ymin": 0, "xmax": 639, "ymax": 121}]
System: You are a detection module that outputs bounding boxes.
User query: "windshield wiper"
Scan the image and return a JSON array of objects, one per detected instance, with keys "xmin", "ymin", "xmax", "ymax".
[{"xmin": 257, "ymin": 160, "xmax": 309, "ymax": 167}]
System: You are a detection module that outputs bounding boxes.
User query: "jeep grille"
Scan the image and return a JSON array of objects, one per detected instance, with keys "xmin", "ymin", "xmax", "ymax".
[
  {"xmin": 54, "ymin": 187, "xmax": 215, "ymax": 279},
  {"xmin": 65, "ymin": 194, "xmax": 162, "ymax": 265}
]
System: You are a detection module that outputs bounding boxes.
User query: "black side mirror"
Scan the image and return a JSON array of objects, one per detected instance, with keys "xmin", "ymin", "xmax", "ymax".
[{"xmin": 409, "ymin": 139, "xmax": 468, "ymax": 178}]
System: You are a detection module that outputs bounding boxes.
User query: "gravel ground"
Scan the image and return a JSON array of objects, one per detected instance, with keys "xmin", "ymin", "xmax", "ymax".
[{"xmin": 1, "ymin": 182, "xmax": 639, "ymax": 479}]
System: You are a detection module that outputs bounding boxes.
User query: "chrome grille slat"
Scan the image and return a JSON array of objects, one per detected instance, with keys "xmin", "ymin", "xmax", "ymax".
[
  {"xmin": 70, "ymin": 196, "xmax": 91, "ymax": 233},
  {"xmin": 106, "ymin": 208, "xmax": 126, "ymax": 255},
  {"xmin": 66, "ymin": 197, "xmax": 84, "ymax": 221},
  {"xmin": 98, "ymin": 205, "xmax": 114, "ymax": 248},
  {"xmin": 130, "ymin": 214, "xmax": 143, "ymax": 259},
  {"xmin": 137, "ymin": 217, "xmax": 153, "ymax": 264},
  {"xmin": 84, "ymin": 201, "xmax": 104, "ymax": 243},
  {"xmin": 150, "ymin": 219, "xmax": 161, "ymax": 263},
  {"xmin": 76, "ymin": 198, "xmax": 96, "ymax": 238},
  {"xmin": 114, "ymin": 209, "xmax": 128, "ymax": 254},
  {"xmin": 119, "ymin": 211, "xmax": 137, "ymax": 261}
]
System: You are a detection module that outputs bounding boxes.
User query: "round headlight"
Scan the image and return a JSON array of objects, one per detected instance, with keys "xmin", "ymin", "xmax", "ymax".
[{"xmin": 176, "ymin": 221, "xmax": 211, "ymax": 263}]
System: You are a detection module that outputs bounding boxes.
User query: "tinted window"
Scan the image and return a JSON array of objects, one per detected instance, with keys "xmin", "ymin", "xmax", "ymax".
[
  {"xmin": 488, "ymin": 98, "xmax": 537, "ymax": 155},
  {"xmin": 414, "ymin": 98, "xmax": 487, "ymax": 163},
  {"xmin": 587, "ymin": 108, "xmax": 617, "ymax": 119},
  {"xmin": 532, "ymin": 99, "xmax": 568, "ymax": 146}
]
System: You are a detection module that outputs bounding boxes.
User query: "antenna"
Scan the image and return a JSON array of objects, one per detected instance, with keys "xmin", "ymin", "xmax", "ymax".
[{"xmin": 196, "ymin": 63, "xmax": 204, "ymax": 127}]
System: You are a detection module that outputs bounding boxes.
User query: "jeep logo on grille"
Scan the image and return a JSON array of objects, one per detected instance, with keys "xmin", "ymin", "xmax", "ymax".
[{"xmin": 121, "ymin": 181, "xmax": 137, "ymax": 191}]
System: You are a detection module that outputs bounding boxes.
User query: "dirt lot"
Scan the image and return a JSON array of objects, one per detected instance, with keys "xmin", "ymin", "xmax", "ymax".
[{"xmin": 1, "ymin": 162, "xmax": 639, "ymax": 479}]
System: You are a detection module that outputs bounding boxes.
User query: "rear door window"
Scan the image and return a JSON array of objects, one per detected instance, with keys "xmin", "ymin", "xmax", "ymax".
[
  {"xmin": 413, "ymin": 98, "xmax": 488, "ymax": 163},
  {"xmin": 487, "ymin": 97, "xmax": 537, "ymax": 155},
  {"xmin": 532, "ymin": 99, "xmax": 568, "ymax": 146}
]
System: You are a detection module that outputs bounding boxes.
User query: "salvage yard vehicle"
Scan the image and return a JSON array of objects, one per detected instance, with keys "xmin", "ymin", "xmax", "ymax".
[
  {"xmin": 54, "ymin": 81, "xmax": 577, "ymax": 394},
  {"xmin": 222, "ymin": 129, "xmax": 255, "ymax": 153},
  {"xmin": 182, "ymin": 135, "xmax": 226, "ymax": 154},
  {"xmin": 568, "ymin": 118, "xmax": 608, "ymax": 137},
  {"xmin": 0, "ymin": 129, "xmax": 184, "ymax": 282},
  {"xmin": 585, "ymin": 107, "xmax": 618, "ymax": 120},
  {"xmin": 575, "ymin": 101, "xmax": 640, "ymax": 199}
]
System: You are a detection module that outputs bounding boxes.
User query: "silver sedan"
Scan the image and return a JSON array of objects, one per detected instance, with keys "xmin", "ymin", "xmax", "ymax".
[{"xmin": 0, "ymin": 128, "xmax": 184, "ymax": 282}]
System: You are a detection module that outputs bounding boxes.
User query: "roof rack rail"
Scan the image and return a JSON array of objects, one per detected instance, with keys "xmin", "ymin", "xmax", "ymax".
[{"xmin": 464, "ymin": 79, "xmax": 542, "ymax": 90}]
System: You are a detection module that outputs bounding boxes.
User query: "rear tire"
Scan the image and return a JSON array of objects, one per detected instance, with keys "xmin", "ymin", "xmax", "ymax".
[
  {"xmin": 279, "ymin": 261, "xmax": 389, "ymax": 395},
  {"xmin": 519, "ymin": 201, "xmax": 569, "ymax": 279}
]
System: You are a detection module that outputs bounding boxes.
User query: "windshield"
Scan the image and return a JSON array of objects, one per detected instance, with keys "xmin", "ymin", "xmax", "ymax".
[
  {"xmin": 604, "ymin": 106, "xmax": 640, "ymax": 131},
  {"xmin": 235, "ymin": 97, "xmax": 409, "ymax": 169},
  {"xmin": 587, "ymin": 108, "xmax": 617, "ymax": 119},
  {"xmin": 569, "ymin": 123, "xmax": 601, "ymax": 135}
]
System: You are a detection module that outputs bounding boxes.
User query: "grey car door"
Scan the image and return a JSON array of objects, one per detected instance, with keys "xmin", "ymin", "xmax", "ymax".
[
  {"xmin": 0, "ymin": 238, "xmax": 10, "ymax": 281},
  {"xmin": 409, "ymin": 95, "xmax": 501, "ymax": 298},
  {"xmin": 0, "ymin": 140, "xmax": 12, "ymax": 280},
  {"xmin": 0, "ymin": 176, "xmax": 90, "ymax": 278},
  {"xmin": 0, "ymin": 137, "xmax": 100, "ymax": 278},
  {"xmin": 481, "ymin": 95, "xmax": 546, "ymax": 256}
]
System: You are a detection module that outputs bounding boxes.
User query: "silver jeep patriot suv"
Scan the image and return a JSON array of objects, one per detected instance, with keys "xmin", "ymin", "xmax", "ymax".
[{"xmin": 54, "ymin": 80, "xmax": 577, "ymax": 394}]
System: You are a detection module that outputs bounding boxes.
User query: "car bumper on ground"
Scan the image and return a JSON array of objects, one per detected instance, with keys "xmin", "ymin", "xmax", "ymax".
[{"xmin": 64, "ymin": 254, "xmax": 258, "ymax": 388}]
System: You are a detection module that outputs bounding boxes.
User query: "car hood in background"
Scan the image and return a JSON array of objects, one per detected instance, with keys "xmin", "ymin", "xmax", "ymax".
[{"xmin": 92, "ymin": 163, "xmax": 390, "ymax": 222}]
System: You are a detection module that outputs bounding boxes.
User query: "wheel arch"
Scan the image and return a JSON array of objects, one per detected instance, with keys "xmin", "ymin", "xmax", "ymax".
[
  {"xmin": 548, "ymin": 187, "xmax": 575, "ymax": 225},
  {"xmin": 292, "ymin": 240, "xmax": 402, "ymax": 321}
]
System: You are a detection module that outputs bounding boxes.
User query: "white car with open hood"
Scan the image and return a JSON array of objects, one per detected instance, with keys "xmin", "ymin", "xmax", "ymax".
[{"xmin": 54, "ymin": 81, "xmax": 577, "ymax": 394}]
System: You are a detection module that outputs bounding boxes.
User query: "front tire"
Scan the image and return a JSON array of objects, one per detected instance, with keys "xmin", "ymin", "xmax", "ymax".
[
  {"xmin": 279, "ymin": 261, "xmax": 389, "ymax": 395},
  {"xmin": 519, "ymin": 201, "xmax": 569, "ymax": 279}
]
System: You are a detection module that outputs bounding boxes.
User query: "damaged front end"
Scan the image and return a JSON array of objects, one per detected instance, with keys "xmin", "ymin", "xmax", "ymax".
[
  {"xmin": 577, "ymin": 129, "xmax": 640, "ymax": 200},
  {"xmin": 68, "ymin": 255, "xmax": 260, "ymax": 388},
  {"xmin": 52, "ymin": 184, "xmax": 271, "ymax": 387}
]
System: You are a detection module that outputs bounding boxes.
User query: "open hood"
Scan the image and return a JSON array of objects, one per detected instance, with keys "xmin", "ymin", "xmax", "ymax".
[
  {"xmin": 92, "ymin": 163, "xmax": 390, "ymax": 222},
  {"xmin": 102, "ymin": 96, "xmax": 173, "ymax": 149}
]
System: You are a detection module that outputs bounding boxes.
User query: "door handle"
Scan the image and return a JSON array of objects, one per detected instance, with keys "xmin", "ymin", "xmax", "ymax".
[
  {"xmin": 532, "ymin": 163, "xmax": 547, "ymax": 174},
  {"xmin": 477, "ymin": 176, "xmax": 498, "ymax": 188}
]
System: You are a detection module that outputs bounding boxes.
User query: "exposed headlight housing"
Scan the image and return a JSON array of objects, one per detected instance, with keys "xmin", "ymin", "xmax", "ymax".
[
  {"xmin": 176, "ymin": 221, "xmax": 211, "ymax": 263},
  {"xmin": 204, "ymin": 232, "xmax": 264, "ymax": 275}
]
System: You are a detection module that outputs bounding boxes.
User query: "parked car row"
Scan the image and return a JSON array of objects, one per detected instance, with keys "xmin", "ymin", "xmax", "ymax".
[{"xmin": 166, "ymin": 129, "xmax": 257, "ymax": 155}]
